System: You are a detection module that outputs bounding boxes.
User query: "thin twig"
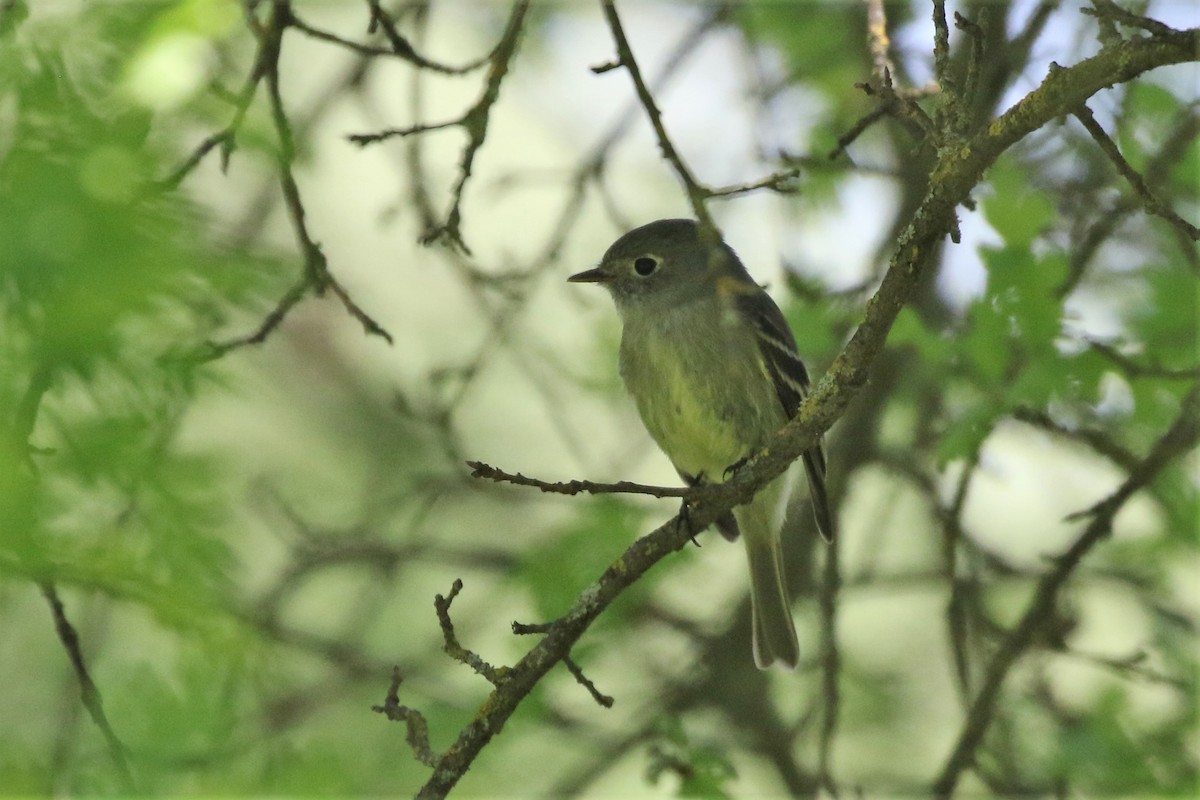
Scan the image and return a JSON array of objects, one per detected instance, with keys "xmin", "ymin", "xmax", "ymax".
[
  {"xmin": 350, "ymin": 0, "xmax": 531, "ymax": 253},
  {"xmin": 944, "ymin": 456, "xmax": 981, "ymax": 704},
  {"xmin": 288, "ymin": 14, "xmax": 397, "ymax": 58},
  {"xmin": 829, "ymin": 105, "xmax": 889, "ymax": 160},
  {"xmin": 857, "ymin": 70, "xmax": 939, "ymax": 143},
  {"xmin": 159, "ymin": 130, "xmax": 232, "ymax": 190},
  {"xmin": 1058, "ymin": 107, "xmax": 1200, "ymax": 295},
  {"xmin": 159, "ymin": 2, "xmax": 275, "ymax": 189},
  {"xmin": 372, "ymin": 667, "xmax": 439, "ymax": 767},
  {"xmin": 706, "ymin": 168, "xmax": 802, "ymax": 199},
  {"xmin": 17, "ymin": 362, "xmax": 135, "ymax": 787},
  {"xmin": 467, "ymin": 460, "xmax": 689, "ymax": 499},
  {"xmin": 1073, "ymin": 103, "xmax": 1200, "ymax": 242},
  {"xmin": 1065, "ymin": 647, "xmax": 1190, "ymax": 690},
  {"xmin": 365, "ymin": 0, "xmax": 494, "ymax": 75},
  {"xmin": 1013, "ymin": 406, "xmax": 1142, "ymax": 487},
  {"xmin": 954, "ymin": 10, "xmax": 986, "ymax": 132},
  {"xmin": 347, "ymin": 118, "xmax": 460, "ymax": 144},
  {"xmin": 426, "ymin": 0, "xmax": 530, "ymax": 252},
  {"xmin": 41, "ymin": 583, "xmax": 136, "ymax": 792},
  {"xmin": 1087, "ymin": 339, "xmax": 1200, "ymax": 380},
  {"xmin": 435, "ymin": 579, "xmax": 506, "ymax": 685},
  {"xmin": 563, "ymin": 656, "xmax": 615, "ymax": 708},
  {"xmin": 512, "ymin": 620, "xmax": 614, "ymax": 707},
  {"xmin": 292, "ymin": 7, "xmax": 487, "ymax": 74},
  {"xmin": 599, "ymin": 0, "xmax": 715, "ymax": 232},
  {"xmin": 196, "ymin": 276, "xmax": 309, "ymax": 361},
  {"xmin": 817, "ymin": 534, "xmax": 841, "ymax": 796}
]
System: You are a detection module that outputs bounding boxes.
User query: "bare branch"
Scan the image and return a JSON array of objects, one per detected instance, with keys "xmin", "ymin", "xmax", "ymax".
[
  {"xmin": 954, "ymin": 10, "xmax": 986, "ymax": 126},
  {"xmin": 288, "ymin": 14, "xmax": 397, "ymax": 58},
  {"xmin": 932, "ymin": 0, "xmax": 956, "ymax": 100},
  {"xmin": 435, "ymin": 579, "xmax": 506, "ymax": 685},
  {"xmin": 372, "ymin": 667, "xmax": 439, "ymax": 767},
  {"xmin": 829, "ymin": 105, "xmax": 889, "ymax": 161},
  {"xmin": 598, "ymin": 0, "xmax": 715, "ymax": 231},
  {"xmin": 864, "ymin": 0, "xmax": 894, "ymax": 84},
  {"xmin": 467, "ymin": 460, "xmax": 689, "ymax": 499},
  {"xmin": 1087, "ymin": 339, "xmax": 1200, "ymax": 380},
  {"xmin": 41, "ymin": 583, "xmax": 136, "ymax": 792},
  {"xmin": 196, "ymin": 276, "xmax": 309, "ymax": 362},
  {"xmin": 512, "ymin": 620, "xmax": 615, "ymax": 708},
  {"xmin": 349, "ymin": 1, "xmax": 531, "ymax": 253},
  {"xmin": 562, "ymin": 656, "xmax": 615, "ymax": 709},
  {"xmin": 159, "ymin": 0, "xmax": 275, "ymax": 188},
  {"xmin": 1073, "ymin": 102, "xmax": 1200, "ymax": 242},
  {"xmin": 706, "ymin": 168, "xmax": 802, "ymax": 199},
  {"xmin": 346, "ymin": 118, "xmax": 460, "ymax": 145},
  {"xmin": 1083, "ymin": 0, "xmax": 1179, "ymax": 37},
  {"xmin": 263, "ymin": 0, "xmax": 393, "ymax": 345},
  {"xmin": 817, "ymin": 536, "xmax": 842, "ymax": 796},
  {"xmin": 1012, "ymin": 407, "xmax": 1140, "ymax": 473},
  {"xmin": 365, "ymin": 0, "xmax": 494, "ymax": 75}
]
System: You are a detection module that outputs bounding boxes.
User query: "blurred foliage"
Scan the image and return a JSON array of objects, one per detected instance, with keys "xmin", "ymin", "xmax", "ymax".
[
  {"xmin": 0, "ymin": 1, "xmax": 1196, "ymax": 798},
  {"xmin": 645, "ymin": 717, "xmax": 737, "ymax": 799}
]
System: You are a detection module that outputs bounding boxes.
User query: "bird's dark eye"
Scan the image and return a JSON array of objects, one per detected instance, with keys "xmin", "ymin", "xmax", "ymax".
[{"xmin": 633, "ymin": 256, "xmax": 659, "ymax": 276}]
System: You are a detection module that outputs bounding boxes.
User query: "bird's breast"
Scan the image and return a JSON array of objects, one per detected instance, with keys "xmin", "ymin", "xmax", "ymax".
[{"xmin": 618, "ymin": 305, "xmax": 780, "ymax": 481}]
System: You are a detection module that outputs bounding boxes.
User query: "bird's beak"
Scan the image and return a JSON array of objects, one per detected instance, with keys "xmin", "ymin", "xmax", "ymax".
[{"xmin": 568, "ymin": 266, "xmax": 608, "ymax": 284}]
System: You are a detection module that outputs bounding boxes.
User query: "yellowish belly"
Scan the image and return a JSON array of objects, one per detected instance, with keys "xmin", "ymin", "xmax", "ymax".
[{"xmin": 619, "ymin": 318, "xmax": 781, "ymax": 482}]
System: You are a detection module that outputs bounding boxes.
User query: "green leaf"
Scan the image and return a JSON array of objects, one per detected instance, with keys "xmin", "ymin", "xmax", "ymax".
[
  {"xmin": 886, "ymin": 306, "xmax": 954, "ymax": 369},
  {"xmin": 935, "ymin": 396, "xmax": 1003, "ymax": 464},
  {"xmin": 1130, "ymin": 265, "xmax": 1198, "ymax": 371},
  {"xmin": 1053, "ymin": 688, "xmax": 1170, "ymax": 792},
  {"xmin": 982, "ymin": 161, "xmax": 1055, "ymax": 249},
  {"xmin": 646, "ymin": 717, "xmax": 737, "ymax": 799}
]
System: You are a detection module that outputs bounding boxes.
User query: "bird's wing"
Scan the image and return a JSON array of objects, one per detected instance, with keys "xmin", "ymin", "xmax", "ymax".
[{"xmin": 737, "ymin": 290, "xmax": 835, "ymax": 542}]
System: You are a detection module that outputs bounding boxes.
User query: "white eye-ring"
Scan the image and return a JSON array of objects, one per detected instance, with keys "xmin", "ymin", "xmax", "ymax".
[{"xmin": 633, "ymin": 255, "xmax": 659, "ymax": 276}]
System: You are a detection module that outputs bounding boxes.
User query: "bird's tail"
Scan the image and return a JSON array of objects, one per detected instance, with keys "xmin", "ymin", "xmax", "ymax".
[{"xmin": 736, "ymin": 478, "xmax": 799, "ymax": 671}]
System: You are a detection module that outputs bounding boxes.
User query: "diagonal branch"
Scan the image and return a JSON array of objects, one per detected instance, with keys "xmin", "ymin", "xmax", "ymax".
[
  {"xmin": 1073, "ymin": 102, "xmax": 1200, "ymax": 242},
  {"xmin": 42, "ymin": 583, "xmax": 136, "ymax": 792},
  {"xmin": 598, "ymin": 0, "xmax": 716, "ymax": 232},
  {"xmin": 406, "ymin": 22, "xmax": 1199, "ymax": 800},
  {"xmin": 160, "ymin": 0, "xmax": 275, "ymax": 189}
]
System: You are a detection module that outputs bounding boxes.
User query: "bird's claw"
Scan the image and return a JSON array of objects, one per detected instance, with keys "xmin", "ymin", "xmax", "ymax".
[{"xmin": 723, "ymin": 455, "xmax": 750, "ymax": 480}]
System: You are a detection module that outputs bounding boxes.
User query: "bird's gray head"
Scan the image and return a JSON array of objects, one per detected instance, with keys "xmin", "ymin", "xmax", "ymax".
[{"xmin": 569, "ymin": 219, "xmax": 750, "ymax": 312}]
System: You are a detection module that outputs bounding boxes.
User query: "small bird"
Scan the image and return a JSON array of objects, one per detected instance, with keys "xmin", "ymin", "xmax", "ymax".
[{"xmin": 569, "ymin": 218, "xmax": 833, "ymax": 670}]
